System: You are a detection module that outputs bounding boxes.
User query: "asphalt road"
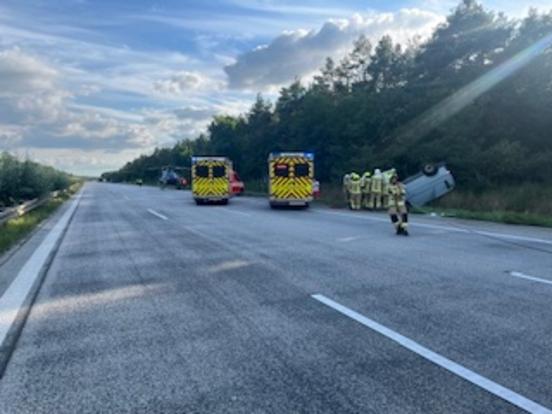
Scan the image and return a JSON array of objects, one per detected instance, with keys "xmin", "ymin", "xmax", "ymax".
[{"xmin": 0, "ymin": 182, "xmax": 551, "ymax": 413}]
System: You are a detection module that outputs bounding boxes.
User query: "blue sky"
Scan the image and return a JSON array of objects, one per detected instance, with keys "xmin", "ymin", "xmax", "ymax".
[{"xmin": 0, "ymin": 0, "xmax": 548, "ymax": 175}]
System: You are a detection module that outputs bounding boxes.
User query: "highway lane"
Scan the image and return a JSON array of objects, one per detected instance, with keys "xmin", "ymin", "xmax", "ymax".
[{"xmin": 0, "ymin": 182, "xmax": 551, "ymax": 413}]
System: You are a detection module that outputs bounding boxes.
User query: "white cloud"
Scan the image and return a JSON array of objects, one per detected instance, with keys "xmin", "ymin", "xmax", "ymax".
[
  {"xmin": 0, "ymin": 48, "xmax": 58, "ymax": 93},
  {"xmin": 61, "ymin": 112, "xmax": 123, "ymax": 140},
  {"xmin": 0, "ymin": 124, "xmax": 25, "ymax": 147},
  {"xmin": 0, "ymin": 48, "xmax": 208, "ymax": 156},
  {"xmin": 225, "ymin": 9, "xmax": 444, "ymax": 89},
  {"xmin": 172, "ymin": 106, "xmax": 216, "ymax": 120},
  {"xmin": 153, "ymin": 71, "xmax": 223, "ymax": 95},
  {"xmin": 0, "ymin": 46, "xmax": 255, "ymax": 168},
  {"xmin": 0, "ymin": 3, "xmax": 449, "ymax": 176},
  {"xmin": 226, "ymin": 0, "xmax": 357, "ymax": 19},
  {"xmin": 0, "ymin": 48, "xmax": 72, "ymax": 129},
  {"xmin": 0, "ymin": 8, "xmax": 259, "ymax": 174},
  {"xmin": 482, "ymin": 0, "xmax": 552, "ymax": 17},
  {"xmin": 23, "ymin": 147, "xmax": 147, "ymax": 177}
]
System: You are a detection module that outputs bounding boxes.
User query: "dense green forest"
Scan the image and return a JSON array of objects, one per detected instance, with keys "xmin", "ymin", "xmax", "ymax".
[
  {"xmin": 0, "ymin": 152, "xmax": 71, "ymax": 207},
  {"xmin": 103, "ymin": 0, "xmax": 552, "ymax": 195}
]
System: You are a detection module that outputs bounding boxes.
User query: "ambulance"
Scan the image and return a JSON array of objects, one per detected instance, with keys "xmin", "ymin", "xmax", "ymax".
[
  {"xmin": 268, "ymin": 152, "xmax": 314, "ymax": 208},
  {"xmin": 191, "ymin": 156, "xmax": 231, "ymax": 205}
]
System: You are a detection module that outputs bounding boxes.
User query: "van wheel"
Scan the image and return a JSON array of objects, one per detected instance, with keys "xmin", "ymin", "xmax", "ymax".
[
  {"xmin": 221, "ymin": 199, "xmax": 229, "ymax": 205},
  {"xmin": 195, "ymin": 199, "xmax": 203, "ymax": 205},
  {"xmin": 423, "ymin": 163, "xmax": 438, "ymax": 176}
]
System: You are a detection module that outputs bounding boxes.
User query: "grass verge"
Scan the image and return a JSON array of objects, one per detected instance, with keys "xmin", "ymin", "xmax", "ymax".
[
  {"xmin": 417, "ymin": 207, "xmax": 552, "ymax": 228},
  {"xmin": 0, "ymin": 183, "xmax": 82, "ymax": 256},
  {"xmin": 427, "ymin": 185, "xmax": 552, "ymax": 228},
  {"xmin": 311, "ymin": 182, "xmax": 552, "ymax": 228}
]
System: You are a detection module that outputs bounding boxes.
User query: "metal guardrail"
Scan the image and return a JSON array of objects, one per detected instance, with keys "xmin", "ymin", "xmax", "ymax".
[{"xmin": 0, "ymin": 192, "xmax": 59, "ymax": 227}]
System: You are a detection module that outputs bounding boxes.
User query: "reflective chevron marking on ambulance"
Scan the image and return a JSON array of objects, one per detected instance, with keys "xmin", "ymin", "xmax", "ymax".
[
  {"xmin": 192, "ymin": 158, "xmax": 230, "ymax": 198},
  {"xmin": 268, "ymin": 152, "xmax": 314, "ymax": 201},
  {"xmin": 270, "ymin": 176, "xmax": 312, "ymax": 199},
  {"xmin": 193, "ymin": 177, "xmax": 228, "ymax": 197}
]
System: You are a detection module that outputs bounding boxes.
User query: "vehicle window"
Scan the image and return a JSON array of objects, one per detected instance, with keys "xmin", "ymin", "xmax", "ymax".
[
  {"xmin": 195, "ymin": 165, "xmax": 209, "ymax": 178},
  {"xmin": 274, "ymin": 164, "xmax": 289, "ymax": 177},
  {"xmin": 294, "ymin": 163, "xmax": 310, "ymax": 177},
  {"xmin": 212, "ymin": 165, "xmax": 226, "ymax": 178},
  {"xmin": 234, "ymin": 172, "xmax": 241, "ymax": 181}
]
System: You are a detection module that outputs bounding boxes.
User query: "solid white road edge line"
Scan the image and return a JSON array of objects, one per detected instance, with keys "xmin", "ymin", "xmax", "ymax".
[
  {"xmin": 0, "ymin": 192, "xmax": 82, "ymax": 347},
  {"xmin": 510, "ymin": 271, "xmax": 552, "ymax": 286},
  {"xmin": 147, "ymin": 209, "xmax": 168, "ymax": 220},
  {"xmin": 311, "ymin": 294, "xmax": 552, "ymax": 414},
  {"xmin": 316, "ymin": 210, "xmax": 552, "ymax": 246}
]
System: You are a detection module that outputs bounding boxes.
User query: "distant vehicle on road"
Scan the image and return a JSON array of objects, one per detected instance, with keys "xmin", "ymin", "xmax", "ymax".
[
  {"xmin": 136, "ymin": 178, "xmax": 143, "ymax": 186},
  {"xmin": 268, "ymin": 152, "xmax": 314, "ymax": 208},
  {"xmin": 159, "ymin": 167, "xmax": 182, "ymax": 187},
  {"xmin": 229, "ymin": 170, "xmax": 245, "ymax": 196},
  {"xmin": 192, "ymin": 156, "xmax": 232, "ymax": 205},
  {"xmin": 404, "ymin": 163, "xmax": 455, "ymax": 207}
]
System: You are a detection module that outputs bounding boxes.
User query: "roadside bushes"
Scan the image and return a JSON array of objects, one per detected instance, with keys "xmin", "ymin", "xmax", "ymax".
[{"xmin": 0, "ymin": 152, "xmax": 71, "ymax": 207}]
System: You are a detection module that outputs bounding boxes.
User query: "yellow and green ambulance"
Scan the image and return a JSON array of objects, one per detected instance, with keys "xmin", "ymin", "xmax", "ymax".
[
  {"xmin": 191, "ymin": 156, "xmax": 231, "ymax": 205},
  {"xmin": 268, "ymin": 152, "xmax": 314, "ymax": 208}
]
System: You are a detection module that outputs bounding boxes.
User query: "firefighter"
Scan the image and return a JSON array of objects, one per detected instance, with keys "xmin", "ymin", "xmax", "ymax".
[
  {"xmin": 342, "ymin": 173, "xmax": 352, "ymax": 209},
  {"xmin": 370, "ymin": 169, "xmax": 384, "ymax": 210},
  {"xmin": 349, "ymin": 173, "xmax": 362, "ymax": 210},
  {"xmin": 381, "ymin": 168, "xmax": 396, "ymax": 209},
  {"xmin": 388, "ymin": 173, "xmax": 409, "ymax": 236},
  {"xmin": 361, "ymin": 171, "xmax": 372, "ymax": 209}
]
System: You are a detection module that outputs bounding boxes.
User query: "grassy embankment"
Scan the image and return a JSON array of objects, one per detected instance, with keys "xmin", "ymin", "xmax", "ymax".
[
  {"xmin": 0, "ymin": 182, "xmax": 83, "ymax": 256},
  {"xmin": 426, "ymin": 185, "xmax": 552, "ymax": 228},
  {"xmin": 246, "ymin": 181, "xmax": 552, "ymax": 228}
]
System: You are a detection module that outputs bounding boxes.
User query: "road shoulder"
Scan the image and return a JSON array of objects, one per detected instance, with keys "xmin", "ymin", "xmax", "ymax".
[{"xmin": 0, "ymin": 189, "xmax": 83, "ymax": 377}]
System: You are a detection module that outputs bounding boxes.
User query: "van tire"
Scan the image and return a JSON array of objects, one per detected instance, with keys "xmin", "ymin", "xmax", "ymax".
[{"xmin": 423, "ymin": 163, "xmax": 438, "ymax": 176}]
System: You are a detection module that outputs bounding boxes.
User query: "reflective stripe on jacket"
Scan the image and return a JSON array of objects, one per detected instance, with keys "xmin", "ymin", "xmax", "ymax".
[
  {"xmin": 350, "ymin": 179, "xmax": 361, "ymax": 194},
  {"xmin": 371, "ymin": 176, "xmax": 383, "ymax": 193},
  {"xmin": 388, "ymin": 183, "xmax": 406, "ymax": 208}
]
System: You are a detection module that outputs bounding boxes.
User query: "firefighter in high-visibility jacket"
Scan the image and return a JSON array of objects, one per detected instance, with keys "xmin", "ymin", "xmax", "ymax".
[
  {"xmin": 349, "ymin": 173, "xmax": 362, "ymax": 210},
  {"xmin": 381, "ymin": 168, "xmax": 396, "ymax": 209},
  {"xmin": 388, "ymin": 173, "xmax": 409, "ymax": 236},
  {"xmin": 342, "ymin": 173, "xmax": 351, "ymax": 209},
  {"xmin": 361, "ymin": 171, "xmax": 372, "ymax": 209},
  {"xmin": 370, "ymin": 169, "xmax": 383, "ymax": 210}
]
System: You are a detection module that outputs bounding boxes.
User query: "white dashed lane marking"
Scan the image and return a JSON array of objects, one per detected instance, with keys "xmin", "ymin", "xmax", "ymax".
[
  {"xmin": 509, "ymin": 271, "xmax": 552, "ymax": 286},
  {"xmin": 312, "ymin": 294, "xmax": 552, "ymax": 414},
  {"xmin": 147, "ymin": 209, "xmax": 168, "ymax": 221},
  {"xmin": 337, "ymin": 236, "xmax": 364, "ymax": 243}
]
